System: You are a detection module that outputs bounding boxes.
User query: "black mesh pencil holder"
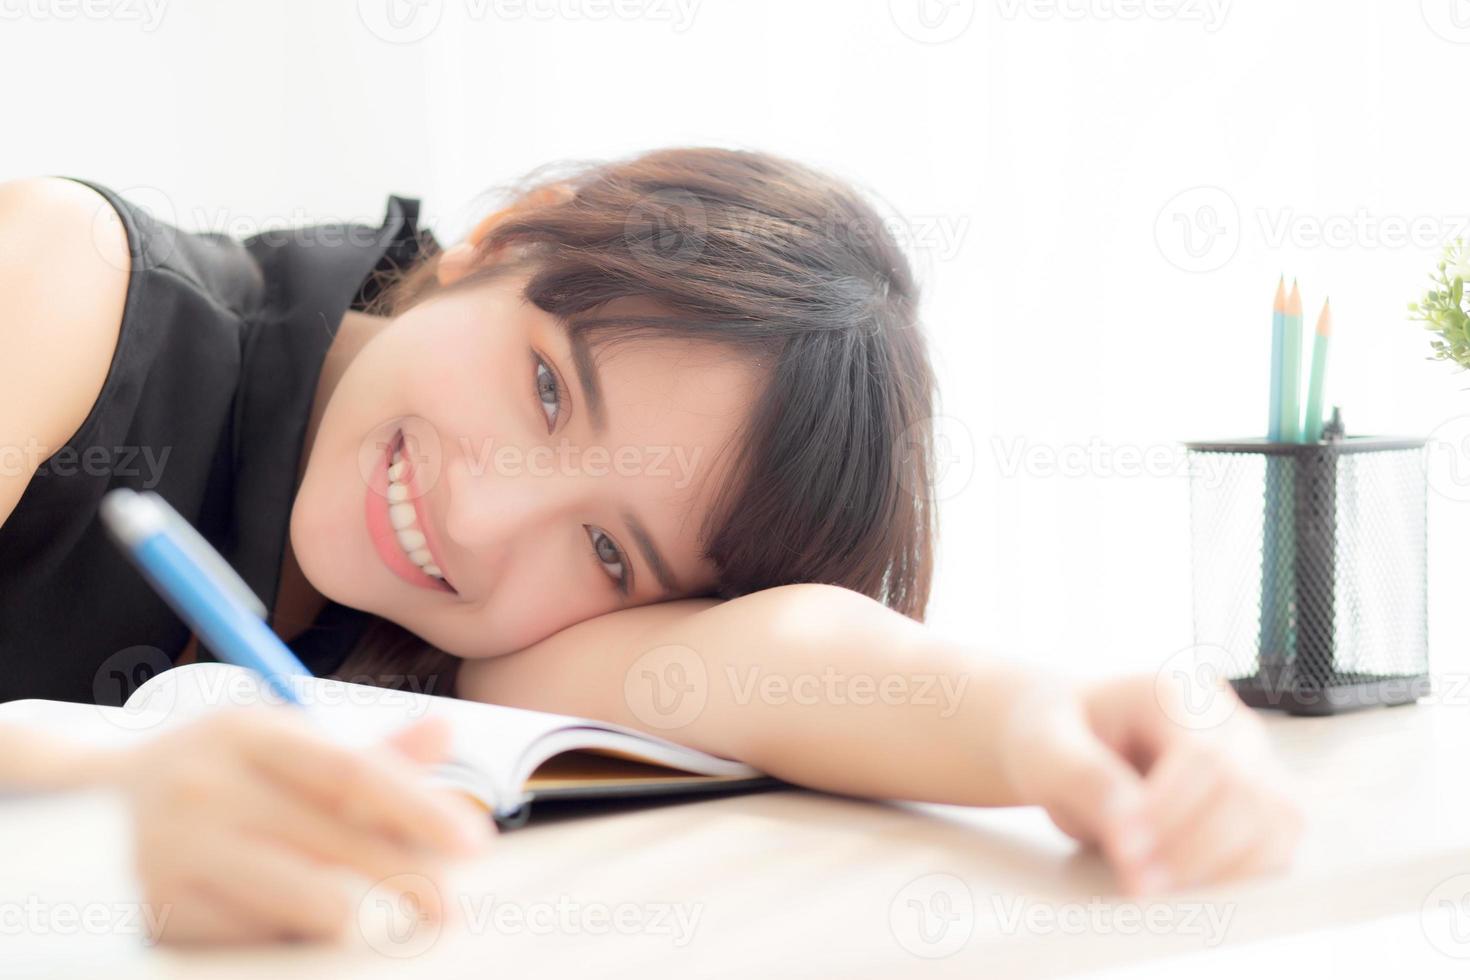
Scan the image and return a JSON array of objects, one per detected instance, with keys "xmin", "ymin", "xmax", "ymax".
[{"xmin": 1184, "ymin": 436, "xmax": 1429, "ymax": 715}]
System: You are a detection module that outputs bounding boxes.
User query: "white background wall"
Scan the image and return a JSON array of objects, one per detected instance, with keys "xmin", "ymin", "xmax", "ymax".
[{"xmin": 5, "ymin": 0, "xmax": 1470, "ymax": 680}]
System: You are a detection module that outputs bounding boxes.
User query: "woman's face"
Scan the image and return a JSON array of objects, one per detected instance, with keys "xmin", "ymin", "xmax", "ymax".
[{"xmin": 290, "ymin": 268, "xmax": 761, "ymax": 658}]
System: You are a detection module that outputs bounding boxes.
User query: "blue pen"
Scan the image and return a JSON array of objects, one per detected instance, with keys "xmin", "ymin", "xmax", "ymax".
[{"xmin": 99, "ymin": 487, "xmax": 312, "ymax": 706}]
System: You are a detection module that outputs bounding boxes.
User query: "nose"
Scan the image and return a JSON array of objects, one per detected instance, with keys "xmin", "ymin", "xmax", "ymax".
[{"xmin": 441, "ymin": 439, "xmax": 583, "ymax": 583}]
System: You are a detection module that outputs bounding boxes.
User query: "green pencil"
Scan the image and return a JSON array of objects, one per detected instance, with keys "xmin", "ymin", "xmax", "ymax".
[
  {"xmin": 1279, "ymin": 280, "xmax": 1304, "ymax": 442},
  {"xmin": 1302, "ymin": 299, "xmax": 1332, "ymax": 442}
]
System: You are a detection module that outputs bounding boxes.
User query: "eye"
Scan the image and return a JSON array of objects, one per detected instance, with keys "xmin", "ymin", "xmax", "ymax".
[
  {"xmin": 585, "ymin": 525, "xmax": 629, "ymax": 594},
  {"xmin": 533, "ymin": 355, "xmax": 561, "ymax": 431}
]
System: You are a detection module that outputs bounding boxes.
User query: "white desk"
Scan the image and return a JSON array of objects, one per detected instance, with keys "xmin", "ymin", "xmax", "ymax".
[{"xmin": 3, "ymin": 701, "xmax": 1467, "ymax": 979}]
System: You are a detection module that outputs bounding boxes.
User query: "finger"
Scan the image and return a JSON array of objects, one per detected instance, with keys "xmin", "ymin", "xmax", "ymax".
[
  {"xmin": 1138, "ymin": 742, "xmax": 1225, "ymax": 846},
  {"xmin": 231, "ymin": 711, "xmax": 490, "ymax": 856},
  {"xmin": 144, "ymin": 885, "xmax": 281, "ymax": 946},
  {"xmin": 224, "ymin": 768, "xmax": 451, "ymax": 921},
  {"xmin": 177, "ymin": 834, "xmax": 358, "ymax": 942},
  {"xmin": 1212, "ymin": 812, "xmax": 1301, "ymax": 883},
  {"xmin": 1155, "ymin": 783, "xmax": 1264, "ymax": 889},
  {"xmin": 383, "ymin": 716, "xmax": 453, "ymax": 765},
  {"xmin": 1017, "ymin": 705, "xmax": 1150, "ymax": 866}
]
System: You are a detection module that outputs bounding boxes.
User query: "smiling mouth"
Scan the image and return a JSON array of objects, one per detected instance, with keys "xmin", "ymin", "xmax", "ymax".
[{"xmin": 367, "ymin": 427, "xmax": 457, "ymax": 594}]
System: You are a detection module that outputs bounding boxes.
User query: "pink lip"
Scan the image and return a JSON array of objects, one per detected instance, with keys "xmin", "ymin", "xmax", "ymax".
[{"xmin": 365, "ymin": 428, "xmax": 457, "ymax": 594}]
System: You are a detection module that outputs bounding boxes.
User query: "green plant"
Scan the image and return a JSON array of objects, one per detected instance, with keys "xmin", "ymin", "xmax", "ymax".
[{"xmin": 1409, "ymin": 240, "xmax": 1470, "ymax": 368}]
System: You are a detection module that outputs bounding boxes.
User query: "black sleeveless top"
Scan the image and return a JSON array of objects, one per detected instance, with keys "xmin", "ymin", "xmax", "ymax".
[{"xmin": 0, "ymin": 178, "xmax": 438, "ymax": 704}]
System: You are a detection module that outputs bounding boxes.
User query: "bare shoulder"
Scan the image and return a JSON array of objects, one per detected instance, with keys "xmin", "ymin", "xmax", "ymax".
[{"xmin": 0, "ymin": 176, "xmax": 130, "ymax": 527}]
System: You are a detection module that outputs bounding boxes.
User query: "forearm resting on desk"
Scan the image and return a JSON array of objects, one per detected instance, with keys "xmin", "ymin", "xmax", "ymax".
[{"xmin": 460, "ymin": 583, "xmax": 1305, "ymax": 893}]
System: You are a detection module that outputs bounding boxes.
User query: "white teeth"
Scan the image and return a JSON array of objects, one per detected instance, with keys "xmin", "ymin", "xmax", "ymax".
[{"xmin": 384, "ymin": 444, "xmax": 445, "ymax": 582}]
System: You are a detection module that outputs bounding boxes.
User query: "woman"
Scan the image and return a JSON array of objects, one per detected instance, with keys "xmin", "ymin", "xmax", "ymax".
[{"xmin": 0, "ymin": 149, "xmax": 1301, "ymax": 944}]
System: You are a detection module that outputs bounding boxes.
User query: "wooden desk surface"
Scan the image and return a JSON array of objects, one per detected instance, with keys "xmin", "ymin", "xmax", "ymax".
[{"xmin": 4, "ymin": 701, "xmax": 1468, "ymax": 979}]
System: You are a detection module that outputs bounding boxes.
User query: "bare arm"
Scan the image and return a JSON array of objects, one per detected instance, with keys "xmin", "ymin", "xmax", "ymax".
[
  {"xmin": 458, "ymin": 583, "xmax": 1304, "ymax": 893},
  {"xmin": 0, "ymin": 176, "xmax": 130, "ymax": 530},
  {"xmin": 458, "ymin": 584, "xmax": 1050, "ymax": 807}
]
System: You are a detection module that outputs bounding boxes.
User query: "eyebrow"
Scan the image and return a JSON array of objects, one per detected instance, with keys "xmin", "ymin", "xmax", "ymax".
[
  {"xmin": 623, "ymin": 508, "xmax": 679, "ymax": 597},
  {"xmin": 556, "ymin": 320, "xmax": 607, "ymax": 435}
]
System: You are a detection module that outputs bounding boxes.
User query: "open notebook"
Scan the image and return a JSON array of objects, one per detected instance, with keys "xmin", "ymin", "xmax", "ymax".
[{"xmin": 0, "ymin": 662, "xmax": 775, "ymax": 827}]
